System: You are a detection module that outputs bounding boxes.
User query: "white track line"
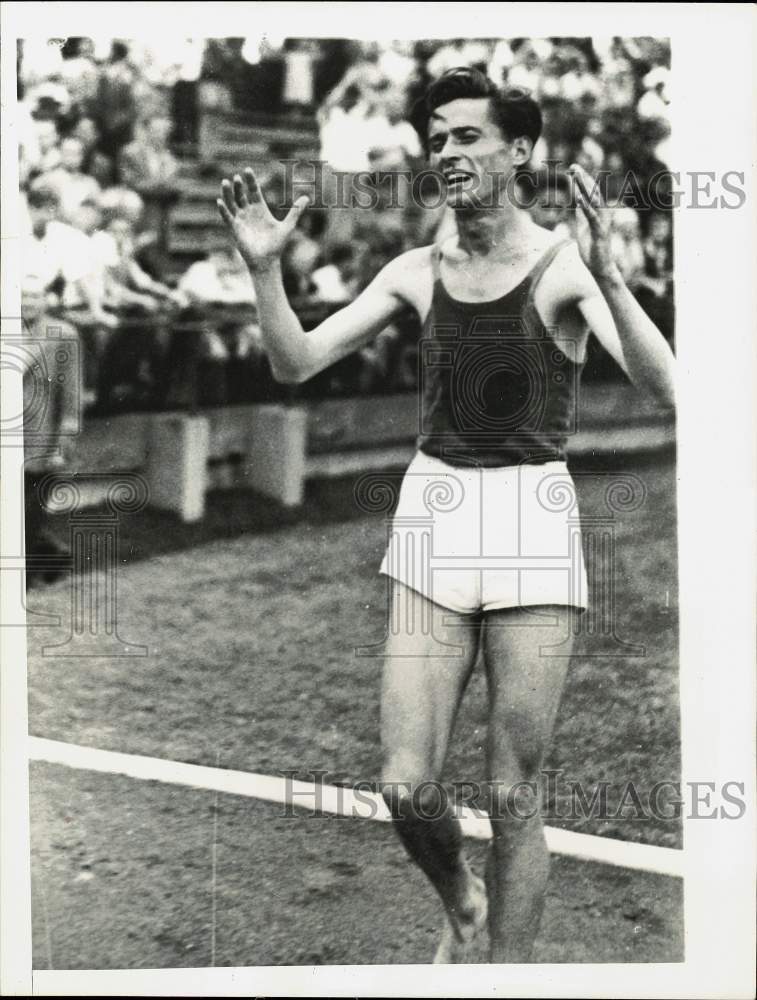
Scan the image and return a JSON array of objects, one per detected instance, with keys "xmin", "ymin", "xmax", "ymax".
[{"xmin": 28, "ymin": 736, "xmax": 684, "ymax": 879}]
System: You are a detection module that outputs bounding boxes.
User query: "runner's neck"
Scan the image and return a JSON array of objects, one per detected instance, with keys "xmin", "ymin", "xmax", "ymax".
[{"xmin": 453, "ymin": 204, "xmax": 532, "ymax": 259}]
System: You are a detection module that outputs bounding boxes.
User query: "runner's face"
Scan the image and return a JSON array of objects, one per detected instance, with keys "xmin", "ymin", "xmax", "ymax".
[{"xmin": 427, "ymin": 98, "xmax": 526, "ymax": 210}]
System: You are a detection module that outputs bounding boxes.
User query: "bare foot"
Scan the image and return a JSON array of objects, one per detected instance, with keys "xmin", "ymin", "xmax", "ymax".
[{"xmin": 433, "ymin": 874, "xmax": 488, "ymax": 964}]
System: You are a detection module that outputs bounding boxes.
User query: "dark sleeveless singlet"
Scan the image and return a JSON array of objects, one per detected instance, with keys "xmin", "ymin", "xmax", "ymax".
[{"xmin": 416, "ymin": 238, "xmax": 584, "ymax": 468}]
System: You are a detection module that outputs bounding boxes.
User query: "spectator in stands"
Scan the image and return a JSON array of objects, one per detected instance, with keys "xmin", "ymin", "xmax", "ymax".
[
  {"xmin": 599, "ymin": 42, "xmax": 636, "ymax": 111},
  {"xmin": 92, "ymin": 209, "xmax": 185, "ymax": 311},
  {"xmin": 487, "ymin": 40, "xmax": 515, "ymax": 88},
  {"xmin": 97, "ymin": 185, "xmax": 152, "ymax": 243},
  {"xmin": 94, "ymin": 41, "xmax": 140, "ymax": 160},
  {"xmin": 118, "ymin": 113, "xmax": 179, "ymax": 190},
  {"xmin": 637, "ymin": 66, "xmax": 670, "ymax": 124},
  {"xmin": 171, "ymin": 38, "xmax": 205, "ymax": 148},
  {"xmin": 607, "ymin": 203, "xmax": 645, "ymax": 287},
  {"xmin": 318, "ymin": 55, "xmax": 420, "ymax": 173},
  {"xmin": 602, "ymin": 148, "xmax": 628, "ymax": 202},
  {"xmin": 356, "ymin": 219, "xmax": 408, "ymax": 290},
  {"xmin": 25, "ymin": 117, "xmax": 62, "ymax": 179},
  {"xmin": 117, "ymin": 112, "xmax": 181, "ymax": 260},
  {"xmin": 281, "ymin": 229, "xmax": 321, "ymax": 299},
  {"xmin": 71, "ymin": 116, "xmax": 114, "ymax": 187},
  {"xmin": 22, "ymin": 183, "xmax": 116, "ymax": 410},
  {"xmin": 635, "ymin": 212, "xmax": 674, "ymax": 345},
  {"xmin": 637, "ymin": 66, "xmax": 671, "ymax": 167},
  {"xmin": 376, "ymin": 40, "xmax": 418, "ymax": 94},
  {"xmin": 318, "ymin": 71, "xmax": 381, "ymax": 173},
  {"xmin": 366, "ymin": 83, "xmax": 422, "ymax": 171},
  {"xmin": 176, "ymin": 240, "xmax": 265, "ymax": 405},
  {"xmin": 71, "ymin": 195, "xmax": 173, "ymax": 324},
  {"xmin": 547, "ymin": 139, "xmax": 574, "ymax": 169},
  {"xmin": 97, "ymin": 185, "xmax": 168, "ymax": 282},
  {"xmin": 354, "ymin": 324, "xmax": 405, "ymax": 395},
  {"xmin": 19, "ymin": 37, "xmax": 64, "ymax": 92},
  {"xmin": 508, "ymin": 39, "xmax": 551, "ymax": 93},
  {"xmin": 520, "ymin": 167, "xmax": 573, "ymax": 236},
  {"xmin": 178, "ymin": 241, "xmax": 256, "ymax": 309},
  {"xmin": 23, "ymin": 76, "xmax": 72, "ymax": 128},
  {"xmin": 97, "ymin": 185, "xmax": 145, "ymax": 224},
  {"xmin": 21, "ymin": 271, "xmax": 81, "ymax": 586},
  {"xmin": 59, "ymin": 37, "xmax": 100, "ymax": 119},
  {"xmin": 281, "ymin": 38, "xmax": 319, "ymax": 113},
  {"xmin": 69, "ymin": 196, "xmax": 123, "ymax": 311},
  {"xmin": 426, "ymin": 39, "xmax": 490, "ymax": 79},
  {"xmin": 22, "ymin": 183, "xmax": 115, "ymax": 329},
  {"xmin": 311, "ymin": 241, "xmax": 364, "ymax": 305},
  {"xmin": 643, "ymin": 213, "xmax": 673, "ymax": 273},
  {"xmin": 38, "ymin": 135, "xmax": 101, "ymax": 225},
  {"xmin": 535, "ymin": 48, "xmax": 565, "ymax": 102},
  {"xmin": 127, "ymin": 37, "xmax": 193, "ymax": 93},
  {"xmin": 575, "ymin": 133, "xmax": 605, "ymax": 176},
  {"xmin": 559, "ymin": 47, "xmax": 601, "ymax": 107},
  {"xmin": 89, "ymin": 204, "xmax": 185, "ymax": 411}
]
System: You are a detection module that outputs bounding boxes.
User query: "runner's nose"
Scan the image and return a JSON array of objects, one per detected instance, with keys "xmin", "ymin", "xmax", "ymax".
[{"xmin": 440, "ymin": 154, "xmax": 464, "ymax": 172}]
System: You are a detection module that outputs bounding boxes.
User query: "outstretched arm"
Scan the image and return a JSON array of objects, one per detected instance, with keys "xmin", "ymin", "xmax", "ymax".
[
  {"xmin": 217, "ymin": 169, "xmax": 406, "ymax": 384},
  {"xmin": 568, "ymin": 164, "xmax": 676, "ymax": 409}
]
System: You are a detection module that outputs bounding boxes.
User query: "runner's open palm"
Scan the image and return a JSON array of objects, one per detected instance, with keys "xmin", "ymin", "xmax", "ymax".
[
  {"xmin": 217, "ymin": 169, "xmax": 309, "ymax": 272},
  {"xmin": 569, "ymin": 163, "xmax": 616, "ymax": 281}
]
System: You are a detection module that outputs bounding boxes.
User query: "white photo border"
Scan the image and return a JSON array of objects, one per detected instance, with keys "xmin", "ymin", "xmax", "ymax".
[{"xmin": 1, "ymin": 2, "xmax": 755, "ymax": 996}]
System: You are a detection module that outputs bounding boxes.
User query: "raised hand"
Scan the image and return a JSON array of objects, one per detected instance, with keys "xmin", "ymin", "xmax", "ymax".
[
  {"xmin": 217, "ymin": 168, "xmax": 310, "ymax": 273},
  {"xmin": 568, "ymin": 162, "xmax": 618, "ymax": 281}
]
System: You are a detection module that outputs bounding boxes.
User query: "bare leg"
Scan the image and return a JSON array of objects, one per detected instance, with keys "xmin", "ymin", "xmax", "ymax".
[
  {"xmin": 380, "ymin": 581, "xmax": 487, "ymax": 962},
  {"xmin": 482, "ymin": 605, "xmax": 576, "ymax": 963}
]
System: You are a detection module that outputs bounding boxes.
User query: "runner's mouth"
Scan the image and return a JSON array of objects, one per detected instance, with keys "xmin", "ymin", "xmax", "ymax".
[{"xmin": 444, "ymin": 172, "xmax": 475, "ymax": 191}]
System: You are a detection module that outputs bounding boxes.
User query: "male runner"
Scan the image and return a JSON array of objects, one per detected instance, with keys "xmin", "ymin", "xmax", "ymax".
[{"xmin": 217, "ymin": 67, "xmax": 676, "ymax": 963}]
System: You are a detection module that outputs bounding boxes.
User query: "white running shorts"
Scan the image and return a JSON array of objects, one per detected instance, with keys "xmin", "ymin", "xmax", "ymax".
[{"xmin": 379, "ymin": 450, "xmax": 589, "ymax": 615}]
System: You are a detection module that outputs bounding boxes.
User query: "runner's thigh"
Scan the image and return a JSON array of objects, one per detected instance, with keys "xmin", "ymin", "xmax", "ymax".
[
  {"xmin": 381, "ymin": 580, "xmax": 481, "ymax": 779},
  {"xmin": 483, "ymin": 605, "xmax": 576, "ymax": 779}
]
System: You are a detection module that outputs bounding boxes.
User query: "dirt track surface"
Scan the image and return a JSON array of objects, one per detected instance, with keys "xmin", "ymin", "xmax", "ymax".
[
  {"xmin": 31, "ymin": 765, "xmax": 682, "ymax": 968},
  {"xmin": 27, "ymin": 454, "xmax": 682, "ymax": 967}
]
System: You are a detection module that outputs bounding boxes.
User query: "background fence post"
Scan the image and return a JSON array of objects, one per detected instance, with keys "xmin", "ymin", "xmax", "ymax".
[
  {"xmin": 242, "ymin": 404, "xmax": 308, "ymax": 507},
  {"xmin": 146, "ymin": 413, "xmax": 209, "ymax": 522}
]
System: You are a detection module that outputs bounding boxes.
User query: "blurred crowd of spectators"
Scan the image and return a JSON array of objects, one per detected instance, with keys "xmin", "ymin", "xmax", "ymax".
[
  {"xmin": 17, "ymin": 36, "xmax": 674, "ymax": 417},
  {"xmin": 19, "ymin": 37, "xmax": 261, "ymax": 411}
]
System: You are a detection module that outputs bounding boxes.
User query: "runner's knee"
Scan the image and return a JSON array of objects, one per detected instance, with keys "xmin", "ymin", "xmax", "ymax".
[
  {"xmin": 487, "ymin": 777, "xmax": 543, "ymax": 830},
  {"xmin": 490, "ymin": 704, "xmax": 550, "ymax": 782},
  {"xmin": 381, "ymin": 755, "xmax": 443, "ymax": 818}
]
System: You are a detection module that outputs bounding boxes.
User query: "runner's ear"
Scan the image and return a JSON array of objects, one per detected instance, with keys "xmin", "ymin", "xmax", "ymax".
[{"xmin": 510, "ymin": 135, "xmax": 533, "ymax": 166}]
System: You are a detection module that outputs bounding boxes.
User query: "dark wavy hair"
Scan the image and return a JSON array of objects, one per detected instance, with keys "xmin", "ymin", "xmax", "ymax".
[{"xmin": 410, "ymin": 66, "xmax": 543, "ymax": 158}]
